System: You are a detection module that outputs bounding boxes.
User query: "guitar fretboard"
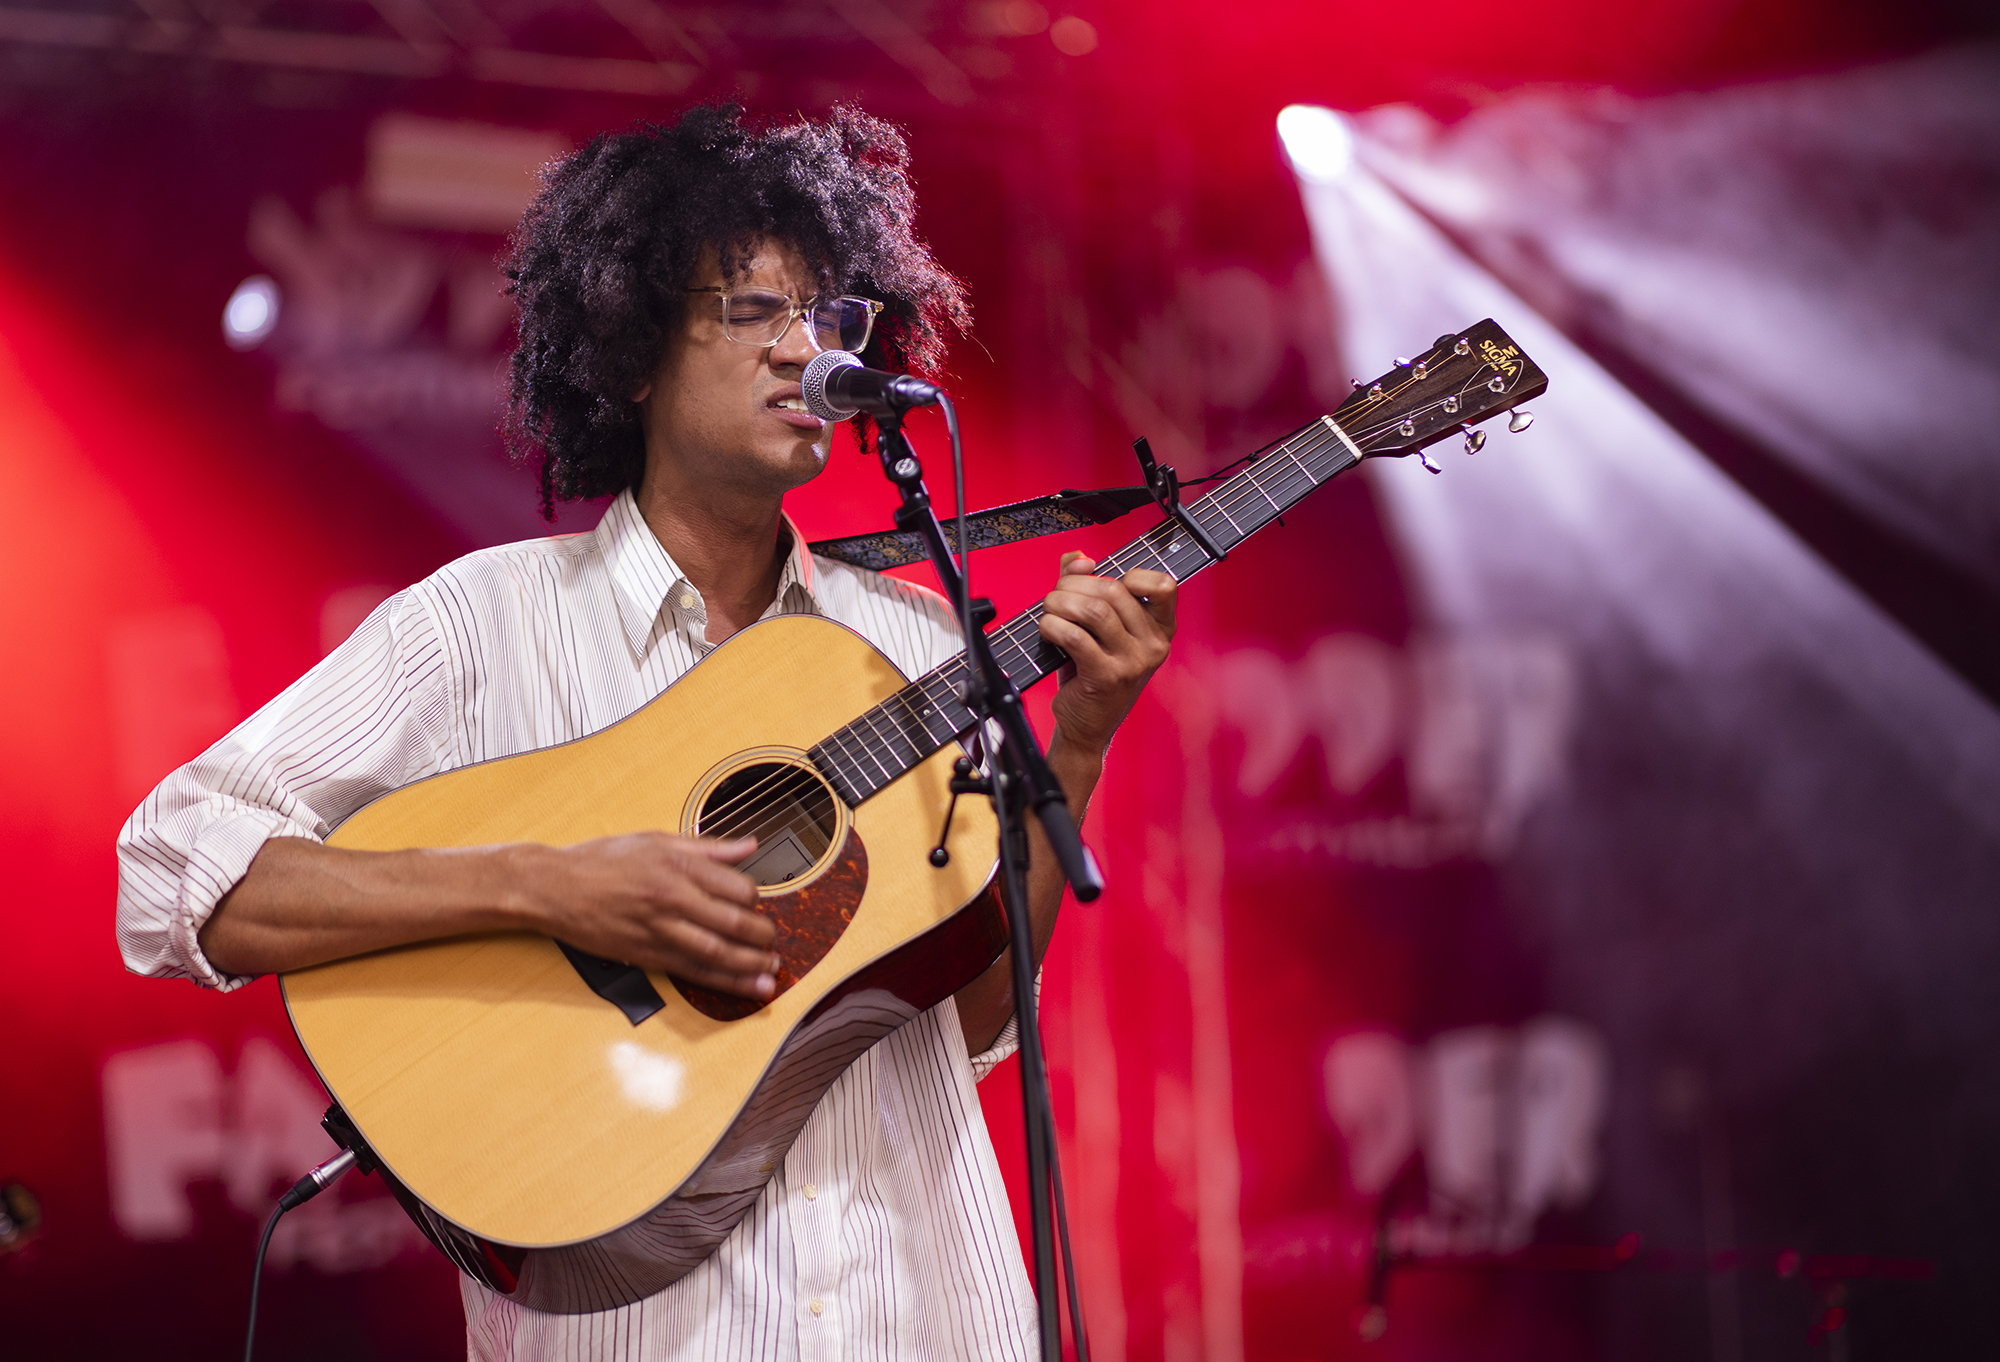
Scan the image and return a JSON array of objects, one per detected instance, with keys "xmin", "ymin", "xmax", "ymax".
[{"xmin": 807, "ymin": 414, "xmax": 1365, "ymax": 807}]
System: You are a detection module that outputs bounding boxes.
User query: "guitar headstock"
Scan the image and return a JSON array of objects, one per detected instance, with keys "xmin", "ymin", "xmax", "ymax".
[{"xmin": 1333, "ymin": 319, "xmax": 1548, "ymax": 469}]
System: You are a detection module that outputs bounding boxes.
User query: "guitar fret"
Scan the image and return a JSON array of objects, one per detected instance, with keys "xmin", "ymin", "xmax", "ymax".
[
  {"xmin": 1271, "ymin": 444, "xmax": 1318, "ymax": 491},
  {"xmin": 911, "ymin": 673, "xmax": 961, "ymax": 743},
  {"xmin": 844, "ymin": 711, "xmax": 902, "ymax": 792},
  {"xmin": 837, "ymin": 714, "xmax": 886, "ymax": 775},
  {"xmin": 991, "ymin": 626, "xmax": 1040, "ymax": 682},
  {"xmin": 868, "ymin": 706, "xmax": 922, "ymax": 773},
  {"xmin": 817, "ymin": 412, "xmax": 1378, "ymax": 807},
  {"xmin": 1128, "ymin": 534, "xmax": 1175, "ymax": 577},
  {"xmin": 808, "ymin": 732, "xmax": 868, "ymax": 806},
  {"xmin": 813, "ymin": 723, "xmax": 858, "ymax": 780},
  {"xmin": 829, "ymin": 738, "xmax": 882, "ymax": 802},
  {"xmin": 834, "ymin": 725, "xmax": 881, "ymax": 794},
  {"xmin": 884, "ymin": 687, "xmax": 936, "ymax": 757},
  {"xmin": 863, "ymin": 701, "xmax": 910, "ymax": 770}
]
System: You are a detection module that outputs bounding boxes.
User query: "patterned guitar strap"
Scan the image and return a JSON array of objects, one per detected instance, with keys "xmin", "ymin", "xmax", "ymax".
[{"xmin": 805, "ymin": 486, "xmax": 1156, "ymax": 571}]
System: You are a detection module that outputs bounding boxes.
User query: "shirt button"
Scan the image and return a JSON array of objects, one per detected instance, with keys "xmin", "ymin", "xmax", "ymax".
[
  {"xmin": 677, "ymin": 591, "xmax": 696, "ymax": 609},
  {"xmin": 809, "ymin": 1298, "xmax": 824, "ymax": 1316},
  {"xmin": 803, "ymin": 1183, "xmax": 818, "ymax": 1201}
]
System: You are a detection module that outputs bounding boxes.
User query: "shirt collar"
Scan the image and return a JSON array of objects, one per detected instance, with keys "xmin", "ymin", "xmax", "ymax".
[{"xmin": 597, "ymin": 488, "xmax": 821, "ymax": 660}]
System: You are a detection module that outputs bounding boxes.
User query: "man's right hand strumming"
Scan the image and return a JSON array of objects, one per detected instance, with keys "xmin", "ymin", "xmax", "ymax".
[{"xmin": 197, "ymin": 832, "xmax": 782, "ymax": 1000}]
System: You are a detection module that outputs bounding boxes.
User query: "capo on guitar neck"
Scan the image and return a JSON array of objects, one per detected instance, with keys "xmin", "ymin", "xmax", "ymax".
[{"xmin": 1133, "ymin": 437, "xmax": 1229, "ymax": 565}]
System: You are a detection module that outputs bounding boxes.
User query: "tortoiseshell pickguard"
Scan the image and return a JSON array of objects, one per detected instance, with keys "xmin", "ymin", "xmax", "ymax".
[{"xmin": 672, "ymin": 830, "xmax": 869, "ymax": 1022}]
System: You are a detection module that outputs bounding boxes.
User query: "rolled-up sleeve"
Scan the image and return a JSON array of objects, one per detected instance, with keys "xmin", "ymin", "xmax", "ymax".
[
  {"xmin": 967, "ymin": 967, "xmax": 1044, "ymax": 1082},
  {"xmin": 115, "ymin": 589, "xmax": 456, "ymax": 990}
]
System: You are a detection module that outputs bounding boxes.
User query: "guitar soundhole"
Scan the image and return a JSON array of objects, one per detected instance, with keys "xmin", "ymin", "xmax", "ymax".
[{"xmin": 696, "ymin": 761, "xmax": 841, "ymax": 888}]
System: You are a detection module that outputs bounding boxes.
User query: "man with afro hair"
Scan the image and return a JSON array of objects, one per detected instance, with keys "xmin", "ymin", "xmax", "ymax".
[{"xmin": 117, "ymin": 104, "xmax": 1174, "ymax": 1358}]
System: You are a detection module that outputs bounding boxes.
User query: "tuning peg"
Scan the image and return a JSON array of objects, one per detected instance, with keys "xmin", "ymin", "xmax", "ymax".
[
  {"xmin": 1508, "ymin": 409, "xmax": 1535, "ymax": 433},
  {"xmin": 1462, "ymin": 424, "xmax": 1486, "ymax": 455},
  {"xmin": 1416, "ymin": 448, "xmax": 1443, "ymax": 474},
  {"xmin": 1393, "ymin": 357, "xmax": 1411, "ymax": 368}
]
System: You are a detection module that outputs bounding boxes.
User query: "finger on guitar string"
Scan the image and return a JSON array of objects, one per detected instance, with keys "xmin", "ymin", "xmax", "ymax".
[
  {"xmin": 1037, "ymin": 609, "xmax": 1112, "ymax": 670},
  {"xmin": 530, "ymin": 832, "xmax": 782, "ymax": 997},
  {"xmin": 566, "ymin": 906, "xmax": 780, "ymax": 1000},
  {"xmin": 1050, "ymin": 555, "xmax": 1177, "ymax": 642},
  {"xmin": 676, "ymin": 962, "xmax": 782, "ymax": 997},
  {"xmin": 653, "ymin": 889, "xmax": 781, "ymax": 963},
  {"xmin": 1126, "ymin": 568, "xmax": 1178, "ymax": 632},
  {"xmin": 1039, "ymin": 553, "xmax": 1177, "ymax": 755},
  {"xmin": 653, "ymin": 916, "xmax": 783, "ymax": 998},
  {"xmin": 654, "ymin": 838, "xmax": 767, "ymax": 910},
  {"xmin": 1040, "ymin": 575, "xmax": 1175, "ymax": 672}
]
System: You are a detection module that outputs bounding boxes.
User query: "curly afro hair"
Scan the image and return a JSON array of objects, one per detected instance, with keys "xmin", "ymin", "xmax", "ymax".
[{"xmin": 503, "ymin": 103, "xmax": 970, "ymax": 518}]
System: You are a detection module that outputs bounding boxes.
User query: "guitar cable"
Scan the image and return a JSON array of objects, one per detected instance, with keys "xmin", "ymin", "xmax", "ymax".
[{"xmin": 242, "ymin": 1147, "xmax": 360, "ymax": 1362}]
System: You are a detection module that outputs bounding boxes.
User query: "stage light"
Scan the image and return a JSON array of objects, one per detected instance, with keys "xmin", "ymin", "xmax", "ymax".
[
  {"xmin": 1277, "ymin": 104, "xmax": 1354, "ymax": 184},
  {"xmin": 223, "ymin": 275, "xmax": 280, "ymax": 349},
  {"xmin": 972, "ymin": 0, "xmax": 1047, "ymax": 35},
  {"xmin": 1050, "ymin": 16, "xmax": 1097, "ymax": 55}
]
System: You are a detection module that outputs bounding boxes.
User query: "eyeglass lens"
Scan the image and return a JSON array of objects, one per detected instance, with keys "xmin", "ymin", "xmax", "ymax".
[{"xmin": 721, "ymin": 290, "xmax": 876, "ymax": 353}]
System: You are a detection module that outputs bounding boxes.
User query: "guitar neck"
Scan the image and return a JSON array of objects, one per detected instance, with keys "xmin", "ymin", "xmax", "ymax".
[{"xmin": 809, "ymin": 413, "xmax": 1365, "ymax": 807}]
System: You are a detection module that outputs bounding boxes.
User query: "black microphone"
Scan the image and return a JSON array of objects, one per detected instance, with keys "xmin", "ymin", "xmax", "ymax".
[{"xmin": 801, "ymin": 350, "xmax": 941, "ymax": 421}]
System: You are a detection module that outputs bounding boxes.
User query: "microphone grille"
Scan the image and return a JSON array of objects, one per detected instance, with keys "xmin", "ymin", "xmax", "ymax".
[{"xmin": 801, "ymin": 350, "xmax": 862, "ymax": 422}]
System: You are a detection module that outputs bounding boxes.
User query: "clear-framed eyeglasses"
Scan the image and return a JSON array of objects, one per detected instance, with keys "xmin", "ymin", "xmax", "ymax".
[{"xmin": 686, "ymin": 287, "xmax": 884, "ymax": 355}]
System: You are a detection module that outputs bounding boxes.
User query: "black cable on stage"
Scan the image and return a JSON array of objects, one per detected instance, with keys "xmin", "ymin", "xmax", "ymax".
[
  {"xmin": 243, "ymin": 1204, "xmax": 284, "ymax": 1362},
  {"xmin": 936, "ymin": 392, "xmax": 972, "ymax": 641},
  {"xmin": 242, "ymin": 1147, "xmax": 359, "ymax": 1362}
]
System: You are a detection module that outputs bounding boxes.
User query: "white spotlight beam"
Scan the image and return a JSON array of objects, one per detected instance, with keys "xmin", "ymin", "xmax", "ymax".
[{"xmin": 1277, "ymin": 104, "xmax": 1354, "ymax": 184}]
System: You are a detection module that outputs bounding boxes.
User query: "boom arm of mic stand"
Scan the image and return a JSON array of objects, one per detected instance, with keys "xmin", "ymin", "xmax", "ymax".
[{"xmin": 872, "ymin": 414, "xmax": 1103, "ymax": 902}]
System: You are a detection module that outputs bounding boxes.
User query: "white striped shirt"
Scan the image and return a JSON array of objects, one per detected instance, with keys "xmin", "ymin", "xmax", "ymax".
[{"xmin": 116, "ymin": 488, "xmax": 1039, "ymax": 1360}]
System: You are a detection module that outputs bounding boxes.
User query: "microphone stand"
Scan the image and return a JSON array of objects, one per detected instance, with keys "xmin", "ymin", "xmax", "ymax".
[{"xmin": 871, "ymin": 405, "xmax": 1100, "ymax": 1361}]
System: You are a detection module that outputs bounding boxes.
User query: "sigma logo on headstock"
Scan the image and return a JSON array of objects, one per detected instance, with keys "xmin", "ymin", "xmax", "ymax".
[{"xmin": 1477, "ymin": 339, "xmax": 1522, "ymax": 379}]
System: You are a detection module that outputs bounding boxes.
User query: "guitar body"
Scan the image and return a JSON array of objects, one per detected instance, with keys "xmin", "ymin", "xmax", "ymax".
[
  {"xmin": 275, "ymin": 316, "xmax": 1547, "ymax": 1315},
  {"xmin": 281, "ymin": 615, "xmax": 1006, "ymax": 1313}
]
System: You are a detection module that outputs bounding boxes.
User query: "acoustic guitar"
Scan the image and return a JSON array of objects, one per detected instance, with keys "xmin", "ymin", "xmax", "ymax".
[{"xmin": 283, "ymin": 319, "xmax": 1548, "ymax": 1312}]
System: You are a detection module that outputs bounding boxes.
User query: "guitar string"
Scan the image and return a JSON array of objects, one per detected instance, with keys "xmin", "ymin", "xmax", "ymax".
[
  {"xmin": 717, "ymin": 404, "xmax": 1430, "ymax": 823},
  {"xmin": 820, "ymin": 418, "xmax": 1360, "ymax": 796},
  {"xmin": 695, "ymin": 658, "xmax": 968, "ymax": 834},
  {"xmin": 842, "ymin": 373, "xmax": 1513, "ymax": 774},
  {"xmin": 697, "ymin": 764, "xmax": 833, "ymax": 841},
  {"xmin": 872, "ymin": 360, "xmax": 1494, "ymax": 732},
  {"xmin": 692, "ymin": 756, "xmax": 849, "ymax": 838},
  {"xmin": 835, "ymin": 349, "xmax": 1533, "ymax": 787},
  {"xmin": 965, "ymin": 353, "xmax": 1527, "ymax": 651},
  {"xmin": 696, "ymin": 696, "xmax": 944, "ymax": 850},
  {"xmin": 722, "ymin": 356, "xmax": 1523, "ymax": 814},
  {"xmin": 828, "ymin": 419, "xmax": 1359, "ymax": 792},
  {"xmin": 458, "ymin": 359, "xmax": 1518, "ymax": 885},
  {"xmin": 940, "ymin": 421, "xmax": 1352, "ymax": 700},
  {"xmin": 704, "ymin": 794, "xmax": 839, "ymax": 860}
]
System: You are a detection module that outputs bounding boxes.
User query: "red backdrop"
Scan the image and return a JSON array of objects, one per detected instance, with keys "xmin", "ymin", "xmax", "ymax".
[{"xmin": 1, "ymin": 0, "xmax": 1986, "ymax": 1357}]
